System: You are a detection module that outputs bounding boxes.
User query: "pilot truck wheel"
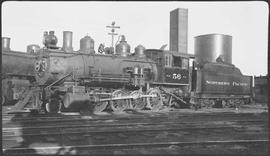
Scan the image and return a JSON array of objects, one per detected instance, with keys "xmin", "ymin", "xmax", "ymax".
[{"xmin": 45, "ymin": 98, "xmax": 61, "ymax": 113}]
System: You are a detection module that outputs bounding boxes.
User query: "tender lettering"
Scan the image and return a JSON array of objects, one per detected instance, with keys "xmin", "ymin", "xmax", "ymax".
[
  {"xmin": 232, "ymin": 82, "xmax": 248, "ymax": 86},
  {"xmin": 206, "ymin": 80, "xmax": 249, "ymax": 86},
  {"xmin": 206, "ymin": 80, "xmax": 230, "ymax": 85}
]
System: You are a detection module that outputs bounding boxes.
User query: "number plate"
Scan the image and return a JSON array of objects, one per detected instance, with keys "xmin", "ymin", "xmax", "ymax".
[{"xmin": 164, "ymin": 68, "xmax": 189, "ymax": 84}]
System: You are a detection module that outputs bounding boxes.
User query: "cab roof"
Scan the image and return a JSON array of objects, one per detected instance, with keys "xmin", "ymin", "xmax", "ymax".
[{"xmin": 145, "ymin": 49, "xmax": 195, "ymax": 59}]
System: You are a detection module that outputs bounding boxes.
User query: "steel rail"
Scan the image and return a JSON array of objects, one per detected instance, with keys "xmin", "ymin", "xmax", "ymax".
[
  {"xmin": 3, "ymin": 139, "xmax": 269, "ymax": 154},
  {"xmin": 4, "ymin": 121, "xmax": 268, "ymax": 138},
  {"xmin": 3, "ymin": 119, "xmax": 266, "ymax": 131},
  {"xmin": 3, "ymin": 111, "xmax": 267, "ymax": 123}
]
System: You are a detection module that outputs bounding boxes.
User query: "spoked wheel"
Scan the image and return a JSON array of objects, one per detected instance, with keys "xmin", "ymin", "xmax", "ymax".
[
  {"xmin": 93, "ymin": 102, "xmax": 108, "ymax": 113},
  {"xmin": 110, "ymin": 90, "xmax": 128, "ymax": 112},
  {"xmin": 207, "ymin": 99, "xmax": 215, "ymax": 108},
  {"xmin": 146, "ymin": 88, "xmax": 163, "ymax": 111},
  {"xmin": 45, "ymin": 98, "xmax": 61, "ymax": 113},
  {"xmin": 130, "ymin": 90, "xmax": 145, "ymax": 110}
]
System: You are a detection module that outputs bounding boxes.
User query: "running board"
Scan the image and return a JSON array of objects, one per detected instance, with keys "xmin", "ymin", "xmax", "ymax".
[{"xmin": 96, "ymin": 94, "xmax": 158, "ymax": 103}]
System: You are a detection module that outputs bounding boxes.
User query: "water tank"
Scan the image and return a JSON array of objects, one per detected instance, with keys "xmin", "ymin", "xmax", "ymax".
[
  {"xmin": 134, "ymin": 45, "xmax": 146, "ymax": 58},
  {"xmin": 2, "ymin": 37, "xmax": 11, "ymax": 51},
  {"xmin": 194, "ymin": 34, "xmax": 232, "ymax": 64},
  {"xmin": 115, "ymin": 35, "xmax": 130, "ymax": 57},
  {"xmin": 80, "ymin": 35, "xmax": 94, "ymax": 53},
  {"xmin": 27, "ymin": 44, "xmax": 40, "ymax": 54},
  {"xmin": 62, "ymin": 31, "xmax": 73, "ymax": 52},
  {"xmin": 43, "ymin": 31, "xmax": 58, "ymax": 49}
]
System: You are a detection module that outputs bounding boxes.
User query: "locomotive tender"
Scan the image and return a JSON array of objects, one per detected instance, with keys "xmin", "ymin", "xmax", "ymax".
[
  {"xmin": 2, "ymin": 31, "xmax": 253, "ymax": 113},
  {"xmin": 190, "ymin": 34, "xmax": 252, "ymax": 108}
]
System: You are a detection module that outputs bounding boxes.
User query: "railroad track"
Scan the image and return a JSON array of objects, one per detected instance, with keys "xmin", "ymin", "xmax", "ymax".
[
  {"xmin": 2, "ymin": 107, "xmax": 267, "ymax": 119},
  {"xmin": 3, "ymin": 140, "xmax": 269, "ymax": 155},
  {"xmin": 3, "ymin": 119, "xmax": 267, "ymax": 132},
  {"xmin": 3, "ymin": 110, "xmax": 267, "ymax": 124},
  {"xmin": 3, "ymin": 116, "xmax": 268, "ymax": 133},
  {"xmin": 3, "ymin": 109, "xmax": 268, "ymax": 155},
  {"xmin": 3, "ymin": 118, "xmax": 268, "ymax": 148},
  {"xmin": 4, "ymin": 120, "xmax": 267, "ymax": 138}
]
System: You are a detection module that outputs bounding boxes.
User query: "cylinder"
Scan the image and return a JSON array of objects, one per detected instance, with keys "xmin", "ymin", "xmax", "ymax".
[
  {"xmin": 80, "ymin": 35, "xmax": 94, "ymax": 53},
  {"xmin": 62, "ymin": 31, "xmax": 73, "ymax": 52},
  {"xmin": 2, "ymin": 37, "xmax": 11, "ymax": 51},
  {"xmin": 115, "ymin": 35, "xmax": 130, "ymax": 57},
  {"xmin": 194, "ymin": 34, "xmax": 232, "ymax": 64},
  {"xmin": 27, "ymin": 44, "xmax": 40, "ymax": 54},
  {"xmin": 134, "ymin": 45, "xmax": 146, "ymax": 58}
]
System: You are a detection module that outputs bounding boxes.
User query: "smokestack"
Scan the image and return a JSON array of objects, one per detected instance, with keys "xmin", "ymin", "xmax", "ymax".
[
  {"xmin": 169, "ymin": 8, "xmax": 188, "ymax": 53},
  {"xmin": 62, "ymin": 31, "xmax": 73, "ymax": 52},
  {"xmin": 2, "ymin": 37, "xmax": 11, "ymax": 51}
]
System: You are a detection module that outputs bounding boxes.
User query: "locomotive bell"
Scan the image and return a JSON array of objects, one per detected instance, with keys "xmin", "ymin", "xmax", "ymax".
[
  {"xmin": 115, "ymin": 35, "xmax": 130, "ymax": 57},
  {"xmin": 134, "ymin": 45, "xmax": 146, "ymax": 58},
  {"xmin": 2, "ymin": 37, "xmax": 11, "ymax": 51},
  {"xmin": 43, "ymin": 31, "xmax": 58, "ymax": 49},
  {"xmin": 27, "ymin": 44, "xmax": 40, "ymax": 54},
  {"xmin": 80, "ymin": 35, "xmax": 95, "ymax": 53}
]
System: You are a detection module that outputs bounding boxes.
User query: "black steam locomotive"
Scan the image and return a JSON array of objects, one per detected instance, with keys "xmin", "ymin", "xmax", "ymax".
[
  {"xmin": 32, "ymin": 31, "xmax": 194, "ymax": 113},
  {"xmin": 2, "ymin": 37, "xmax": 37, "ymax": 105},
  {"xmin": 2, "ymin": 31, "xmax": 253, "ymax": 113}
]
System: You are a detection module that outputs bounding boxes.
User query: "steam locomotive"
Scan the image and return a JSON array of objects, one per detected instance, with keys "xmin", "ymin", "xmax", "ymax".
[
  {"xmin": 2, "ymin": 37, "xmax": 37, "ymax": 105},
  {"xmin": 31, "ymin": 31, "xmax": 194, "ymax": 113},
  {"xmin": 2, "ymin": 31, "xmax": 253, "ymax": 113}
]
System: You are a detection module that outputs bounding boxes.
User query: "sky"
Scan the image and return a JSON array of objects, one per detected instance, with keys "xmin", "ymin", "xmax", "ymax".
[{"xmin": 1, "ymin": 1, "xmax": 268, "ymax": 76}]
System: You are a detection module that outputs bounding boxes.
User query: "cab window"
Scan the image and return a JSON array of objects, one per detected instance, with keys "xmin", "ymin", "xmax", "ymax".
[
  {"xmin": 173, "ymin": 56, "xmax": 182, "ymax": 67},
  {"xmin": 181, "ymin": 58, "xmax": 189, "ymax": 69},
  {"xmin": 173, "ymin": 56, "xmax": 189, "ymax": 69},
  {"xmin": 165, "ymin": 54, "xmax": 172, "ymax": 67}
]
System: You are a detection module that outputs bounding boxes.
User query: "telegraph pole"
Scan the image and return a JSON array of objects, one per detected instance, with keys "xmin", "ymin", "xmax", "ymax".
[{"xmin": 106, "ymin": 21, "xmax": 120, "ymax": 54}]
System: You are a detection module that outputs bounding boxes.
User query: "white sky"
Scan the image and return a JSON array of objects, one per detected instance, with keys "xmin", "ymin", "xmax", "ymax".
[{"xmin": 1, "ymin": 1, "xmax": 268, "ymax": 76}]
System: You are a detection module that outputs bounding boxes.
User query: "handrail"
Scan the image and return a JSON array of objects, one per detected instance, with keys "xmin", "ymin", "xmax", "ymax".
[{"xmin": 44, "ymin": 72, "xmax": 73, "ymax": 90}]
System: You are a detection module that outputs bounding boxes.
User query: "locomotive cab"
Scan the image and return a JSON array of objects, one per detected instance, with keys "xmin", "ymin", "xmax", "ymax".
[
  {"xmin": 145, "ymin": 49, "xmax": 194, "ymax": 85},
  {"xmin": 144, "ymin": 49, "xmax": 195, "ymax": 107},
  {"xmin": 162, "ymin": 51, "xmax": 191, "ymax": 85}
]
